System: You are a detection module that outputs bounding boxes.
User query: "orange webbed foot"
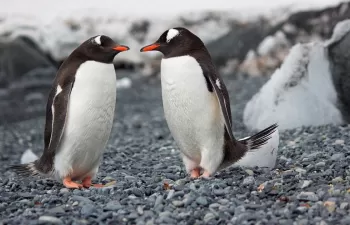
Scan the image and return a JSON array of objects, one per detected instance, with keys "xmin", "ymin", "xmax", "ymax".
[
  {"xmin": 82, "ymin": 176, "xmax": 104, "ymax": 188},
  {"xmin": 200, "ymin": 170, "xmax": 211, "ymax": 179},
  {"xmin": 190, "ymin": 168, "xmax": 201, "ymax": 178},
  {"xmin": 63, "ymin": 177, "xmax": 83, "ymax": 189}
]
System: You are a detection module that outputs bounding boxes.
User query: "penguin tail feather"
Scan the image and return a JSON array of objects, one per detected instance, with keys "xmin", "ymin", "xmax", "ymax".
[
  {"xmin": 238, "ymin": 123, "xmax": 278, "ymax": 151},
  {"xmin": 9, "ymin": 161, "xmax": 42, "ymax": 177}
]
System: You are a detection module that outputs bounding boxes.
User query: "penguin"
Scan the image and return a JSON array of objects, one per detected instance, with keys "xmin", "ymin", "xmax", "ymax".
[
  {"xmin": 140, "ymin": 27, "xmax": 278, "ymax": 178},
  {"xmin": 10, "ymin": 35, "xmax": 129, "ymax": 189}
]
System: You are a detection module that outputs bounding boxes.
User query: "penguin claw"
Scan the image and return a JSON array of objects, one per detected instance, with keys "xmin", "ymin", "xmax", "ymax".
[{"xmin": 63, "ymin": 177, "xmax": 83, "ymax": 189}]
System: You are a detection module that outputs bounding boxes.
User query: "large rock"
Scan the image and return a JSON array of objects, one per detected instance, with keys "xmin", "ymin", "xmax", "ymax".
[
  {"xmin": 327, "ymin": 19, "xmax": 350, "ymax": 123},
  {"xmin": 0, "ymin": 37, "xmax": 56, "ymax": 123},
  {"xmin": 211, "ymin": 1, "xmax": 350, "ymax": 77},
  {"xmin": 206, "ymin": 21, "xmax": 272, "ymax": 69},
  {"xmin": 243, "ymin": 41, "xmax": 343, "ymax": 131},
  {"xmin": 0, "ymin": 36, "xmax": 56, "ymax": 90}
]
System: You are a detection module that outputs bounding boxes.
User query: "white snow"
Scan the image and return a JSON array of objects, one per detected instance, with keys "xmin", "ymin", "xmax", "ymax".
[
  {"xmin": 243, "ymin": 42, "xmax": 343, "ymax": 131},
  {"xmin": 257, "ymin": 31, "xmax": 289, "ymax": 56},
  {"xmin": 0, "ymin": 0, "xmax": 346, "ymax": 65},
  {"xmin": 234, "ymin": 128, "xmax": 279, "ymax": 169},
  {"xmin": 20, "ymin": 149, "xmax": 38, "ymax": 164},
  {"xmin": 116, "ymin": 77, "xmax": 132, "ymax": 89},
  {"xmin": 324, "ymin": 19, "xmax": 350, "ymax": 47}
]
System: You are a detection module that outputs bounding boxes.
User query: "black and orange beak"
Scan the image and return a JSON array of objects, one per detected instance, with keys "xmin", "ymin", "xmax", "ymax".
[
  {"xmin": 140, "ymin": 43, "xmax": 160, "ymax": 52},
  {"xmin": 113, "ymin": 45, "xmax": 130, "ymax": 52}
]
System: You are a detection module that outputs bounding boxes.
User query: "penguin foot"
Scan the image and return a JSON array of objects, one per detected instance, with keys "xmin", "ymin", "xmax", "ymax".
[
  {"xmin": 200, "ymin": 170, "xmax": 211, "ymax": 179},
  {"xmin": 190, "ymin": 168, "xmax": 201, "ymax": 178},
  {"xmin": 82, "ymin": 176, "xmax": 104, "ymax": 188},
  {"xmin": 63, "ymin": 177, "xmax": 83, "ymax": 189}
]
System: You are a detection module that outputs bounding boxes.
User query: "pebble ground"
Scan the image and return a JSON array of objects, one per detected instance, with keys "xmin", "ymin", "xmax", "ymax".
[{"xmin": 0, "ymin": 74, "xmax": 349, "ymax": 225}]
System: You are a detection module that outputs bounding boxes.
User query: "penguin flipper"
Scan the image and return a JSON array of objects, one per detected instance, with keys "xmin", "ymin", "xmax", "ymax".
[
  {"xmin": 205, "ymin": 71, "xmax": 236, "ymax": 142},
  {"xmin": 37, "ymin": 81, "xmax": 75, "ymax": 173}
]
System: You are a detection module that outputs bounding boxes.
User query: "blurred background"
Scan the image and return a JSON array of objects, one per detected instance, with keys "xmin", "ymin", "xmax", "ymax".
[{"xmin": 0, "ymin": 0, "xmax": 349, "ymax": 125}]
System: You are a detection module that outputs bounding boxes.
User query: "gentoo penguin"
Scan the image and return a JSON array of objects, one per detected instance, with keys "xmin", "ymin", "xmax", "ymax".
[
  {"xmin": 10, "ymin": 35, "xmax": 129, "ymax": 189},
  {"xmin": 140, "ymin": 27, "xmax": 278, "ymax": 178}
]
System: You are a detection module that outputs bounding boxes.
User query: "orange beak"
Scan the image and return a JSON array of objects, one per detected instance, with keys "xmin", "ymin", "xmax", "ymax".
[
  {"xmin": 140, "ymin": 43, "xmax": 160, "ymax": 52},
  {"xmin": 113, "ymin": 45, "xmax": 130, "ymax": 52}
]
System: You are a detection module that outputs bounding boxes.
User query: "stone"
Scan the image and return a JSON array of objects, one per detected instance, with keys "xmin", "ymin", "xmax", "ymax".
[
  {"xmin": 38, "ymin": 216, "xmax": 63, "ymax": 224},
  {"xmin": 297, "ymin": 192, "xmax": 319, "ymax": 202}
]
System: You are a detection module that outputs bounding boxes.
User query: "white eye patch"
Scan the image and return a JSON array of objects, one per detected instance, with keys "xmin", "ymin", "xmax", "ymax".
[
  {"xmin": 166, "ymin": 29, "xmax": 180, "ymax": 43},
  {"xmin": 94, "ymin": 35, "xmax": 102, "ymax": 45}
]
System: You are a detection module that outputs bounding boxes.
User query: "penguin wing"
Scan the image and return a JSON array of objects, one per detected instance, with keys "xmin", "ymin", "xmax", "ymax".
[
  {"xmin": 201, "ymin": 64, "xmax": 236, "ymax": 142},
  {"xmin": 41, "ymin": 81, "xmax": 74, "ymax": 167}
]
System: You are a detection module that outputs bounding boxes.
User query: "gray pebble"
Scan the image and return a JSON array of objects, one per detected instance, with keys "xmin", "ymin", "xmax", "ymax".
[
  {"xmin": 297, "ymin": 192, "xmax": 319, "ymax": 202},
  {"xmin": 80, "ymin": 204, "xmax": 95, "ymax": 215},
  {"xmin": 172, "ymin": 200, "xmax": 184, "ymax": 207},
  {"xmin": 242, "ymin": 176, "xmax": 255, "ymax": 185},
  {"xmin": 196, "ymin": 196, "xmax": 209, "ymax": 206},
  {"xmin": 104, "ymin": 201, "xmax": 123, "ymax": 211},
  {"xmin": 331, "ymin": 153, "xmax": 345, "ymax": 161},
  {"xmin": 204, "ymin": 212, "xmax": 216, "ymax": 222},
  {"xmin": 38, "ymin": 216, "xmax": 63, "ymax": 224}
]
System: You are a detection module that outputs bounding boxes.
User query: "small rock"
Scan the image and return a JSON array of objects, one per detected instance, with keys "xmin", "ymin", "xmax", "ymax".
[
  {"xmin": 137, "ymin": 206, "xmax": 144, "ymax": 215},
  {"xmin": 38, "ymin": 216, "xmax": 63, "ymax": 224},
  {"xmin": 340, "ymin": 202, "xmax": 349, "ymax": 210},
  {"xmin": 333, "ymin": 139, "xmax": 344, "ymax": 145},
  {"xmin": 104, "ymin": 201, "xmax": 122, "ymax": 211},
  {"xmin": 235, "ymin": 205, "xmax": 246, "ymax": 215},
  {"xmin": 242, "ymin": 176, "xmax": 255, "ymax": 185},
  {"xmin": 81, "ymin": 204, "xmax": 95, "ymax": 215},
  {"xmin": 204, "ymin": 212, "xmax": 216, "ymax": 222},
  {"xmin": 196, "ymin": 197, "xmax": 209, "ymax": 206},
  {"xmin": 154, "ymin": 195, "xmax": 163, "ymax": 206},
  {"xmin": 71, "ymin": 196, "xmax": 93, "ymax": 205},
  {"xmin": 331, "ymin": 153, "xmax": 344, "ymax": 161},
  {"xmin": 59, "ymin": 188, "xmax": 69, "ymax": 194},
  {"xmin": 172, "ymin": 200, "xmax": 184, "ymax": 207},
  {"xmin": 213, "ymin": 189, "xmax": 225, "ymax": 196},
  {"xmin": 297, "ymin": 192, "xmax": 319, "ymax": 202},
  {"xmin": 332, "ymin": 177, "xmax": 343, "ymax": 183},
  {"xmin": 296, "ymin": 206, "xmax": 308, "ymax": 213},
  {"xmin": 295, "ymin": 168, "xmax": 307, "ymax": 174},
  {"xmin": 300, "ymin": 180, "xmax": 312, "ymax": 189},
  {"xmin": 315, "ymin": 162, "xmax": 326, "ymax": 168},
  {"xmin": 245, "ymin": 169, "xmax": 254, "ymax": 176},
  {"xmin": 209, "ymin": 203, "xmax": 221, "ymax": 208},
  {"xmin": 47, "ymin": 206, "xmax": 65, "ymax": 215},
  {"xmin": 166, "ymin": 190, "xmax": 175, "ymax": 200}
]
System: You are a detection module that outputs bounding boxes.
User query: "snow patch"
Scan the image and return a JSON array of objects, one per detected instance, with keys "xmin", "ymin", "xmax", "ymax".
[
  {"xmin": 234, "ymin": 128, "xmax": 279, "ymax": 169},
  {"xmin": 243, "ymin": 42, "xmax": 343, "ymax": 131},
  {"xmin": 116, "ymin": 77, "xmax": 132, "ymax": 89},
  {"xmin": 20, "ymin": 149, "xmax": 38, "ymax": 164},
  {"xmin": 257, "ymin": 31, "xmax": 289, "ymax": 55},
  {"xmin": 324, "ymin": 19, "xmax": 350, "ymax": 47}
]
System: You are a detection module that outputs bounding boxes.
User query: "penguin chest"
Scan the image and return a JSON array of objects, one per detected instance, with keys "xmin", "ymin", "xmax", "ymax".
[
  {"xmin": 54, "ymin": 61, "xmax": 117, "ymax": 179},
  {"xmin": 160, "ymin": 56, "xmax": 224, "ymax": 160}
]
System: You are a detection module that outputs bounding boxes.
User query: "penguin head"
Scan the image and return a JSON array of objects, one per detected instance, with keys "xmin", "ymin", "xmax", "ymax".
[
  {"xmin": 78, "ymin": 35, "xmax": 129, "ymax": 63},
  {"xmin": 140, "ymin": 27, "xmax": 205, "ymax": 58}
]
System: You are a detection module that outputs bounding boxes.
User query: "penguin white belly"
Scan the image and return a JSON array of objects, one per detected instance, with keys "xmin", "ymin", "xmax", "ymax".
[
  {"xmin": 161, "ymin": 56, "xmax": 224, "ymax": 164},
  {"xmin": 54, "ymin": 61, "xmax": 116, "ymax": 180}
]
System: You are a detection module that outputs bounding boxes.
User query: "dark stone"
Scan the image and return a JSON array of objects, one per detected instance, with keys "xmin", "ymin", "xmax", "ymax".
[{"xmin": 328, "ymin": 29, "xmax": 350, "ymax": 123}]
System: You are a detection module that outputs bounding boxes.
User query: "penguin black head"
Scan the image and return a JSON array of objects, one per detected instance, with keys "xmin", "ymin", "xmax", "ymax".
[
  {"xmin": 140, "ymin": 27, "xmax": 205, "ymax": 58},
  {"xmin": 76, "ymin": 35, "xmax": 129, "ymax": 63}
]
